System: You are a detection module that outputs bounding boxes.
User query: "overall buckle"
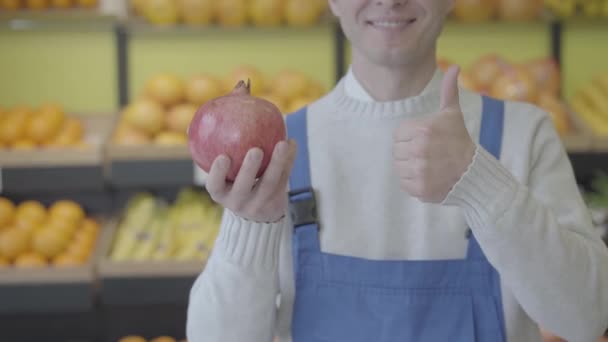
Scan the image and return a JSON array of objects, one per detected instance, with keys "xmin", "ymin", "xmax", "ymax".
[{"xmin": 288, "ymin": 187, "xmax": 318, "ymax": 230}]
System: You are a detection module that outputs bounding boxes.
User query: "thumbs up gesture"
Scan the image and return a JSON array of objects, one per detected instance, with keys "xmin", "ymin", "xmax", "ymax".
[{"xmin": 393, "ymin": 65, "xmax": 477, "ymax": 203}]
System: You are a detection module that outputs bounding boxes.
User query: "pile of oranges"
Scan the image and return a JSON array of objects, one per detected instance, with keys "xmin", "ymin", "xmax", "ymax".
[
  {"xmin": 0, "ymin": 0, "xmax": 97, "ymax": 11},
  {"xmin": 0, "ymin": 103, "xmax": 87, "ymax": 150},
  {"xmin": 0, "ymin": 197, "xmax": 99, "ymax": 269}
]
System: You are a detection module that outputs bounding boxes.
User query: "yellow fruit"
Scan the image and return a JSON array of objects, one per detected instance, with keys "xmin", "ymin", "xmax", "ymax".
[
  {"xmin": 270, "ymin": 69, "xmax": 311, "ymax": 102},
  {"xmin": 25, "ymin": 0, "xmax": 49, "ymax": 10},
  {"xmin": 260, "ymin": 93, "xmax": 287, "ymax": 113},
  {"xmin": 123, "ymin": 100, "xmax": 165, "ymax": 136},
  {"xmin": 118, "ymin": 336, "xmax": 147, "ymax": 342},
  {"xmin": 145, "ymin": 74, "xmax": 185, "ymax": 107},
  {"xmin": 51, "ymin": 0, "xmax": 73, "ymax": 8},
  {"xmin": 0, "ymin": 255, "xmax": 9, "ymax": 268},
  {"xmin": 249, "ymin": 0, "xmax": 284, "ymax": 27},
  {"xmin": 80, "ymin": 218, "xmax": 100, "ymax": 237},
  {"xmin": 178, "ymin": 0, "xmax": 214, "ymax": 26},
  {"xmin": 76, "ymin": 0, "xmax": 96, "ymax": 7},
  {"xmin": 150, "ymin": 337, "xmax": 177, "ymax": 342},
  {"xmin": 26, "ymin": 113, "xmax": 61, "ymax": 144},
  {"xmin": 46, "ymin": 217, "xmax": 78, "ymax": 241},
  {"xmin": 65, "ymin": 240, "xmax": 92, "ymax": 261},
  {"xmin": 0, "ymin": 112, "xmax": 28, "ymax": 144},
  {"xmin": 53, "ymin": 253, "xmax": 84, "ymax": 267},
  {"xmin": 49, "ymin": 200, "xmax": 85, "ymax": 227},
  {"xmin": 284, "ymin": 0, "xmax": 324, "ymax": 26},
  {"xmin": 307, "ymin": 81, "xmax": 327, "ymax": 100},
  {"xmin": 1, "ymin": 0, "xmax": 21, "ymax": 10},
  {"xmin": 14, "ymin": 252, "xmax": 47, "ymax": 268},
  {"xmin": 0, "ymin": 229, "xmax": 30, "ymax": 260},
  {"xmin": 537, "ymin": 92, "xmax": 571, "ymax": 136},
  {"xmin": 16, "ymin": 201, "xmax": 46, "ymax": 226},
  {"xmin": 14, "ymin": 219, "xmax": 41, "ymax": 237},
  {"xmin": 113, "ymin": 121, "xmax": 151, "ymax": 146},
  {"xmin": 225, "ymin": 65, "xmax": 265, "ymax": 96},
  {"xmin": 287, "ymin": 96, "xmax": 314, "ymax": 114},
  {"xmin": 185, "ymin": 74, "xmax": 223, "ymax": 106},
  {"xmin": 130, "ymin": 0, "xmax": 145, "ymax": 14},
  {"xmin": 166, "ymin": 104, "xmax": 197, "ymax": 134},
  {"xmin": 216, "ymin": 0, "xmax": 247, "ymax": 27},
  {"xmin": 0, "ymin": 197, "xmax": 16, "ymax": 228},
  {"xmin": 154, "ymin": 131, "xmax": 188, "ymax": 146},
  {"xmin": 49, "ymin": 117, "xmax": 84, "ymax": 147},
  {"xmin": 32, "ymin": 228, "xmax": 68, "ymax": 259},
  {"xmin": 143, "ymin": 0, "xmax": 180, "ymax": 26},
  {"xmin": 12, "ymin": 139, "xmax": 37, "ymax": 150}
]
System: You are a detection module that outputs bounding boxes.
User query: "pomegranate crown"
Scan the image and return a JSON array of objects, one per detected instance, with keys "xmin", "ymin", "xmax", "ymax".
[{"xmin": 232, "ymin": 79, "xmax": 251, "ymax": 96}]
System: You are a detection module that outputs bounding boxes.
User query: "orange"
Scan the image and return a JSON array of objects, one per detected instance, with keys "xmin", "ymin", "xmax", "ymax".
[
  {"xmin": 52, "ymin": 253, "xmax": 84, "ymax": 267},
  {"xmin": 64, "ymin": 240, "xmax": 92, "ymax": 261},
  {"xmin": 224, "ymin": 65, "xmax": 265, "ymax": 96},
  {"xmin": 0, "ymin": 112, "xmax": 28, "ymax": 144},
  {"xmin": 48, "ymin": 200, "xmax": 85, "ymax": 227},
  {"xmin": 151, "ymin": 337, "xmax": 177, "ymax": 342},
  {"xmin": 16, "ymin": 201, "xmax": 47, "ymax": 226},
  {"xmin": 14, "ymin": 219, "xmax": 41, "ymax": 237},
  {"xmin": 25, "ymin": 0, "xmax": 49, "ymax": 10},
  {"xmin": 49, "ymin": 117, "xmax": 84, "ymax": 147},
  {"xmin": 118, "ymin": 336, "xmax": 146, "ymax": 342},
  {"xmin": 26, "ymin": 112, "xmax": 62, "ymax": 144},
  {"xmin": 0, "ymin": 255, "xmax": 9, "ymax": 268},
  {"xmin": 76, "ymin": 0, "xmax": 96, "ymax": 7},
  {"xmin": 51, "ymin": 0, "xmax": 73, "ymax": 8},
  {"xmin": 0, "ymin": 197, "xmax": 16, "ymax": 228},
  {"xmin": 32, "ymin": 227, "xmax": 68, "ymax": 259},
  {"xmin": 12, "ymin": 139, "xmax": 37, "ymax": 150},
  {"xmin": 80, "ymin": 218, "xmax": 100, "ymax": 236},
  {"xmin": 144, "ymin": 73, "xmax": 185, "ymax": 107},
  {"xmin": 0, "ymin": 0, "xmax": 21, "ymax": 10},
  {"xmin": 0, "ymin": 229, "xmax": 30, "ymax": 260},
  {"xmin": 45, "ymin": 217, "xmax": 77, "ymax": 240},
  {"xmin": 14, "ymin": 252, "xmax": 47, "ymax": 268}
]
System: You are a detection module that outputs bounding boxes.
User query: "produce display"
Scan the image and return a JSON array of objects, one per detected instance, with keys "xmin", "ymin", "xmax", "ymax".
[
  {"xmin": 544, "ymin": 0, "xmax": 608, "ymax": 17},
  {"xmin": 570, "ymin": 73, "xmax": 608, "ymax": 136},
  {"xmin": 129, "ymin": 0, "xmax": 328, "ymax": 27},
  {"xmin": 438, "ymin": 55, "xmax": 572, "ymax": 136},
  {"xmin": 109, "ymin": 188, "xmax": 221, "ymax": 262},
  {"xmin": 112, "ymin": 66, "xmax": 325, "ymax": 146},
  {"xmin": 0, "ymin": 103, "xmax": 88, "ymax": 150},
  {"xmin": 451, "ymin": 0, "xmax": 544, "ymax": 22},
  {"xmin": 0, "ymin": 198, "xmax": 99, "ymax": 268},
  {"xmin": 0, "ymin": 0, "xmax": 98, "ymax": 10},
  {"xmin": 118, "ymin": 336, "xmax": 186, "ymax": 342}
]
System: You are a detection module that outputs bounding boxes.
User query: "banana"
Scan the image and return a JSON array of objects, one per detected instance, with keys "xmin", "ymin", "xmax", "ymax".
[
  {"xmin": 571, "ymin": 94, "xmax": 608, "ymax": 136},
  {"xmin": 584, "ymin": 83, "xmax": 608, "ymax": 114}
]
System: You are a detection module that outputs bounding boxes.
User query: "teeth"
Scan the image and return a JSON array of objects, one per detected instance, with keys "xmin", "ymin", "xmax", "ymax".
[{"xmin": 372, "ymin": 21, "xmax": 408, "ymax": 28}]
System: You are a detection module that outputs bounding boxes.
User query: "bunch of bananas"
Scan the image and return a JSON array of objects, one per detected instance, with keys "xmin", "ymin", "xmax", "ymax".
[
  {"xmin": 545, "ymin": 0, "xmax": 608, "ymax": 17},
  {"xmin": 571, "ymin": 74, "xmax": 608, "ymax": 136}
]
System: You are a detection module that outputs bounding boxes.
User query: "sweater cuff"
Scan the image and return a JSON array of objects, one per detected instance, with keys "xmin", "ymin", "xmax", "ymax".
[
  {"xmin": 442, "ymin": 145, "xmax": 519, "ymax": 230},
  {"xmin": 213, "ymin": 209, "xmax": 285, "ymax": 272}
]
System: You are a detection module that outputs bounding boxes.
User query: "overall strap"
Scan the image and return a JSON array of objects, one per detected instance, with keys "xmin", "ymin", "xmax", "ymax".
[
  {"xmin": 286, "ymin": 107, "xmax": 321, "ymax": 255},
  {"xmin": 466, "ymin": 96, "xmax": 505, "ymax": 262}
]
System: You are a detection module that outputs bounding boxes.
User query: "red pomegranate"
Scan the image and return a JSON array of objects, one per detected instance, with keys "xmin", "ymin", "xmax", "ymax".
[{"xmin": 188, "ymin": 80, "xmax": 286, "ymax": 181}]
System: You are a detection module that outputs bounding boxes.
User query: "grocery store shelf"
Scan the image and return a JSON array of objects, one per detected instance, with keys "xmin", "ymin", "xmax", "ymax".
[
  {"xmin": 124, "ymin": 17, "xmax": 337, "ymax": 37},
  {"xmin": 0, "ymin": 11, "xmax": 116, "ymax": 32}
]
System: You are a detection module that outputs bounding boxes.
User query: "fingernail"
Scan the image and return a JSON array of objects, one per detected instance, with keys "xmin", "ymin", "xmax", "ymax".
[
  {"xmin": 250, "ymin": 148, "xmax": 263, "ymax": 162},
  {"xmin": 218, "ymin": 156, "xmax": 230, "ymax": 170}
]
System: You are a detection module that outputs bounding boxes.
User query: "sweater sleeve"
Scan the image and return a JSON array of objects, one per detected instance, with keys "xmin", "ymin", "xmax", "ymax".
[
  {"xmin": 443, "ymin": 112, "xmax": 608, "ymax": 341},
  {"xmin": 186, "ymin": 208, "xmax": 286, "ymax": 342}
]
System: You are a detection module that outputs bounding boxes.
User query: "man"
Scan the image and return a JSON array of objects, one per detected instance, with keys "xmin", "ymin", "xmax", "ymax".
[{"xmin": 187, "ymin": 1, "xmax": 608, "ymax": 341}]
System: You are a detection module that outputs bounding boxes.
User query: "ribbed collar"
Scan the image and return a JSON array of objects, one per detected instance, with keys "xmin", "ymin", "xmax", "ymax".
[{"xmin": 330, "ymin": 66, "xmax": 444, "ymax": 119}]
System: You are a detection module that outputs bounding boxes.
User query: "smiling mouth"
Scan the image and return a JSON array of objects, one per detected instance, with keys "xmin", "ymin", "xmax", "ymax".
[{"xmin": 367, "ymin": 18, "xmax": 417, "ymax": 29}]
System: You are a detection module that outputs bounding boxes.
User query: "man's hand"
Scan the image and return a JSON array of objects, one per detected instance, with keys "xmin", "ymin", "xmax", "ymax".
[
  {"xmin": 393, "ymin": 65, "xmax": 476, "ymax": 203},
  {"xmin": 205, "ymin": 140, "xmax": 298, "ymax": 223}
]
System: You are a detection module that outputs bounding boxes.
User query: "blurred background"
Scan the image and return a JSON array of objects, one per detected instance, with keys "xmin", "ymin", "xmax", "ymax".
[{"xmin": 0, "ymin": 0, "xmax": 608, "ymax": 341}]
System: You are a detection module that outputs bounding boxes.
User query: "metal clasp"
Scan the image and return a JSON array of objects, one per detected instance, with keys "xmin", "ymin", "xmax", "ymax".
[{"xmin": 288, "ymin": 187, "xmax": 318, "ymax": 229}]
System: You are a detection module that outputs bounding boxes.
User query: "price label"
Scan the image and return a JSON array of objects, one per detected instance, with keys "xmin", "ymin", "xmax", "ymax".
[{"xmin": 193, "ymin": 163, "xmax": 208, "ymax": 186}]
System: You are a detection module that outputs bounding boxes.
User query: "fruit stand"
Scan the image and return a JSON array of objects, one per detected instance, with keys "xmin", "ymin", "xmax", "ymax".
[{"xmin": 1, "ymin": 0, "xmax": 608, "ymax": 341}]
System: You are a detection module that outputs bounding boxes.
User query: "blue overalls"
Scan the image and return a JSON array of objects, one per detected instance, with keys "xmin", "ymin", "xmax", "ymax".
[{"xmin": 285, "ymin": 96, "xmax": 508, "ymax": 342}]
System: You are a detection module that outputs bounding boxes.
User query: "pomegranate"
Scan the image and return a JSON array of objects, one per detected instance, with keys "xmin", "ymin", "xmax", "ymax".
[{"xmin": 188, "ymin": 80, "xmax": 286, "ymax": 181}]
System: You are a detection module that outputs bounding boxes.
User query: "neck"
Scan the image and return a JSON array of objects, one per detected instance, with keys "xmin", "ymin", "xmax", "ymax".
[{"xmin": 351, "ymin": 54, "xmax": 438, "ymax": 102}]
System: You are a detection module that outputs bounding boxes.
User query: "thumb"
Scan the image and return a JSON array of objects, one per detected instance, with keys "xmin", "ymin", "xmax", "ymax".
[{"xmin": 440, "ymin": 65, "xmax": 461, "ymax": 111}]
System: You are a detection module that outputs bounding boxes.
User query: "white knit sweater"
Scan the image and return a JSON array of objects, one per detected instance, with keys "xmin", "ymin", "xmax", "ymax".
[{"xmin": 186, "ymin": 68, "xmax": 608, "ymax": 342}]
